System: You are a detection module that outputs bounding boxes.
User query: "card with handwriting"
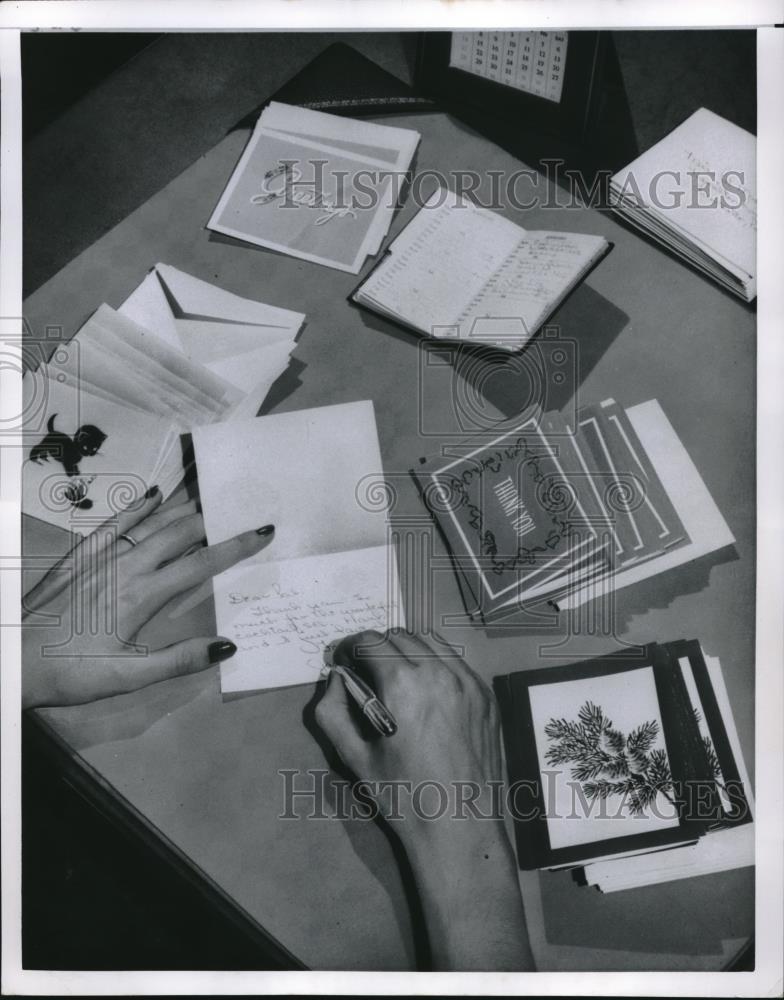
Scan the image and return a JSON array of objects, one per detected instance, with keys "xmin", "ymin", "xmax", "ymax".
[{"xmin": 192, "ymin": 400, "xmax": 404, "ymax": 692}]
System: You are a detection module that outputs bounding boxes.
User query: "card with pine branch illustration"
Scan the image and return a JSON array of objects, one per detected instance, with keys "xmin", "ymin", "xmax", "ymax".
[{"xmin": 493, "ymin": 643, "xmax": 720, "ymax": 870}]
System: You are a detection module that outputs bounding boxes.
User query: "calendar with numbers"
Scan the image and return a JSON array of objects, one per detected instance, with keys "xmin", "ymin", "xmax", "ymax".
[
  {"xmin": 415, "ymin": 30, "xmax": 606, "ymax": 151},
  {"xmin": 449, "ymin": 31, "xmax": 568, "ymax": 104}
]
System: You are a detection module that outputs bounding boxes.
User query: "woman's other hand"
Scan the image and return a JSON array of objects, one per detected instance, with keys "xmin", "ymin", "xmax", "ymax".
[{"xmin": 22, "ymin": 487, "xmax": 274, "ymax": 709}]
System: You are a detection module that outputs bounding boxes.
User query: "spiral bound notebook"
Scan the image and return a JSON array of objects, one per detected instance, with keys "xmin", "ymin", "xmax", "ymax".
[{"xmin": 352, "ymin": 187, "xmax": 612, "ymax": 351}]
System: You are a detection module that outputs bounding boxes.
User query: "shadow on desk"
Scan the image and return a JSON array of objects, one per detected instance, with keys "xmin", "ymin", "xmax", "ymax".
[
  {"xmin": 353, "ymin": 281, "xmax": 629, "ymax": 428},
  {"xmin": 301, "ymin": 684, "xmax": 430, "ymax": 970},
  {"xmin": 539, "ymin": 861, "xmax": 754, "ymax": 962},
  {"xmin": 479, "ymin": 545, "xmax": 739, "ymax": 643}
]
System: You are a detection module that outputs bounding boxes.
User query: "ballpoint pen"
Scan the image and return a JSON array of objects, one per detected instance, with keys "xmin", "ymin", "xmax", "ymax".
[{"xmin": 332, "ymin": 661, "xmax": 398, "ymax": 738}]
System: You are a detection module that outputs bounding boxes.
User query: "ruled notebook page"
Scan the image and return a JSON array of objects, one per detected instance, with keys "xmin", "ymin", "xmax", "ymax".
[
  {"xmin": 457, "ymin": 231, "xmax": 609, "ymax": 342},
  {"xmin": 356, "ymin": 189, "xmax": 523, "ymax": 335}
]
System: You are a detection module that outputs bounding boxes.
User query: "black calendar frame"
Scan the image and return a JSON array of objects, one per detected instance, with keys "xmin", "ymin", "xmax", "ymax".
[{"xmin": 415, "ymin": 31, "xmax": 607, "ymax": 147}]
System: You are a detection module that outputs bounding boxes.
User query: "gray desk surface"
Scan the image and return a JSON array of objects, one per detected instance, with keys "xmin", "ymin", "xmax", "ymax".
[{"xmin": 23, "ymin": 105, "xmax": 755, "ymax": 970}]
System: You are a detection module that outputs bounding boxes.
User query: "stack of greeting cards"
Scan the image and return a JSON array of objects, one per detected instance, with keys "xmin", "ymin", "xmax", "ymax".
[
  {"xmin": 610, "ymin": 108, "xmax": 756, "ymax": 301},
  {"xmin": 23, "ymin": 265, "xmax": 304, "ymax": 535},
  {"xmin": 411, "ymin": 397, "xmax": 734, "ymax": 619},
  {"xmin": 208, "ymin": 101, "xmax": 420, "ymax": 273},
  {"xmin": 494, "ymin": 639, "xmax": 754, "ymax": 890}
]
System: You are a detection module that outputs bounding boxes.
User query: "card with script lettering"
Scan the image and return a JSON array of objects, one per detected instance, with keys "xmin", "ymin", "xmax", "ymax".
[
  {"xmin": 412, "ymin": 414, "xmax": 609, "ymax": 620},
  {"xmin": 192, "ymin": 400, "xmax": 404, "ymax": 693},
  {"xmin": 413, "ymin": 399, "xmax": 734, "ymax": 620},
  {"xmin": 207, "ymin": 102, "xmax": 420, "ymax": 273}
]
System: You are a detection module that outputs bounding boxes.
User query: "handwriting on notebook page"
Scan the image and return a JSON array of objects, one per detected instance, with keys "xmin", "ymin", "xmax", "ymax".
[
  {"xmin": 355, "ymin": 189, "xmax": 609, "ymax": 346},
  {"xmin": 458, "ymin": 231, "xmax": 607, "ymax": 335},
  {"xmin": 363, "ymin": 198, "xmax": 521, "ymax": 331}
]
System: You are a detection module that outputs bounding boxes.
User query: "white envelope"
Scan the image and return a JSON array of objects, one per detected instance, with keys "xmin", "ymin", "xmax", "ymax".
[{"xmin": 119, "ymin": 263, "xmax": 305, "ymax": 392}]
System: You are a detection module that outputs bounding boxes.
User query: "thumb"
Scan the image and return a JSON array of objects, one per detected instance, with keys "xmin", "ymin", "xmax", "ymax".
[
  {"xmin": 117, "ymin": 635, "xmax": 237, "ymax": 693},
  {"xmin": 314, "ymin": 669, "xmax": 369, "ymax": 769}
]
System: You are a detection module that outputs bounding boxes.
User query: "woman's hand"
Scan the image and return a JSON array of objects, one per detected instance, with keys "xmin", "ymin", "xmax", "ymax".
[
  {"xmin": 22, "ymin": 487, "xmax": 274, "ymax": 709},
  {"xmin": 316, "ymin": 629, "xmax": 503, "ymax": 833},
  {"xmin": 315, "ymin": 630, "xmax": 533, "ymax": 971}
]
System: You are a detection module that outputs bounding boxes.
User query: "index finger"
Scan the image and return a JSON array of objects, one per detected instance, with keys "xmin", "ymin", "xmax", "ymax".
[
  {"xmin": 147, "ymin": 523, "xmax": 275, "ymax": 612},
  {"xmin": 332, "ymin": 629, "xmax": 416, "ymax": 695}
]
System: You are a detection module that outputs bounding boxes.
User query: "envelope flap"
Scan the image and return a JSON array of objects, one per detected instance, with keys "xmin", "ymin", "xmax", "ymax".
[
  {"xmin": 155, "ymin": 264, "xmax": 304, "ymax": 330},
  {"xmin": 119, "ymin": 269, "xmax": 181, "ymax": 350},
  {"xmin": 175, "ymin": 319, "xmax": 297, "ymax": 362},
  {"xmin": 205, "ymin": 340, "xmax": 293, "ymax": 393}
]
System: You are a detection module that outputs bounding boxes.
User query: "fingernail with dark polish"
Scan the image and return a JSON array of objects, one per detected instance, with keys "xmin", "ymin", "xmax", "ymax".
[
  {"xmin": 209, "ymin": 640, "xmax": 237, "ymax": 663},
  {"xmin": 256, "ymin": 524, "xmax": 275, "ymax": 537},
  {"xmin": 145, "ymin": 485, "xmax": 160, "ymax": 499}
]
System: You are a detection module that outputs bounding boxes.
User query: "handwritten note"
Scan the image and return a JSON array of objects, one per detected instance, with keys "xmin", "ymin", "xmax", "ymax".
[
  {"xmin": 216, "ymin": 546, "xmax": 402, "ymax": 692},
  {"xmin": 192, "ymin": 401, "xmax": 405, "ymax": 694}
]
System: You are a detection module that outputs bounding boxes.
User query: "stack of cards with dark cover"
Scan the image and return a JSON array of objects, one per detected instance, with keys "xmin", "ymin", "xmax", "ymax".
[
  {"xmin": 22, "ymin": 268, "xmax": 305, "ymax": 536},
  {"xmin": 493, "ymin": 639, "xmax": 753, "ymax": 886},
  {"xmin": 411, "ymin": 397, "xmax": 734, "ymax": 620}
]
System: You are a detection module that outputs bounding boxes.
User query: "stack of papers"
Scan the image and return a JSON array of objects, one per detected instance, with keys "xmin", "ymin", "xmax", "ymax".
[
  {"xmin": 412, "ymin": 397, "xmax": 734, "ymax": 620},
  {"xmin": 610, "ymin": 108, "xmax": 756, "ymax": 301},
  {"xmin": 208, "ymin": 101, "xmax": 421, "ymax": 273},
  {"xmin": 22, "ymin": 266, "xmax": 304, "ymax": 535}
]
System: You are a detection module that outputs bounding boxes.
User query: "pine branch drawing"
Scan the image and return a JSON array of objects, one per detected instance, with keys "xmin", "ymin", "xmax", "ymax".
[{"xmin": 544, "ymin": 701, "xmax": 675, "ymax": 816}]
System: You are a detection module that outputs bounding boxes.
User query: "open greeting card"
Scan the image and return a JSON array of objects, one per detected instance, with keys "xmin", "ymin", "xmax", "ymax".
[
  {"xmin": 494, "ymin": 639, "xmax": 753, "ymax": 877},
  {"xmin": 192, "ymin": 400, "xmax": 404, "ymax": 693},
  {"xmin": 411, "ymin": 396, "xmax": 734, "ymax": 619},
  {"xmin": 22, "ymin": 266, "xmax": 305, "ymax": 535},
  {"xmin": 208, "ymin": 101, "xmax": 421, "ymax": 273}
]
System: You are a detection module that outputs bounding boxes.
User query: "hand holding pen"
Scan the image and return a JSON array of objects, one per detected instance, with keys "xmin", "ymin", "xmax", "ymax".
[{"xmin": 331, "ymin": 660, "xmax": 398, "ymax": 737}]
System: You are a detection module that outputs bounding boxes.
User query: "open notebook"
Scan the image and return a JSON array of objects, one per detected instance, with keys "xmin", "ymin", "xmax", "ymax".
[{"xmin": 352, "ymin": 187, "xmax": 611, "ymax": 352}]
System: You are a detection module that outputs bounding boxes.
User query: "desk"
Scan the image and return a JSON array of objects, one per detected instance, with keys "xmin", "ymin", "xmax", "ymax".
[{"xmin": 23, "ymin": 104, "xmax": 755, "ymax": 970}]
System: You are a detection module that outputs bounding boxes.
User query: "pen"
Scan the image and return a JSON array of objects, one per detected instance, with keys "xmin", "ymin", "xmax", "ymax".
[{"xmin": 332, "ymin": 662, "xmax": 398, "ymax": 738}]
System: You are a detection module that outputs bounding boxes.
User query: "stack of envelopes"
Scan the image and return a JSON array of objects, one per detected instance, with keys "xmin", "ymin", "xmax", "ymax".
[
  {"xmin": 22, "ymin": 265, "xmax": 304, "ymax": 535},
  {"xmin": 411, "ymin": 397, "xmax": 734, "ymax": 619}
]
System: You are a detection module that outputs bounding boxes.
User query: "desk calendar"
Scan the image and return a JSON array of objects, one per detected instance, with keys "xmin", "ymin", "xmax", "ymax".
[
  {"xmin": 416, "ymin": 31, "xmax": 606, "ymax": 150},
  {"xmin": 449, "ymin": 31, "xmax": 568, "ymax": 104}
]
